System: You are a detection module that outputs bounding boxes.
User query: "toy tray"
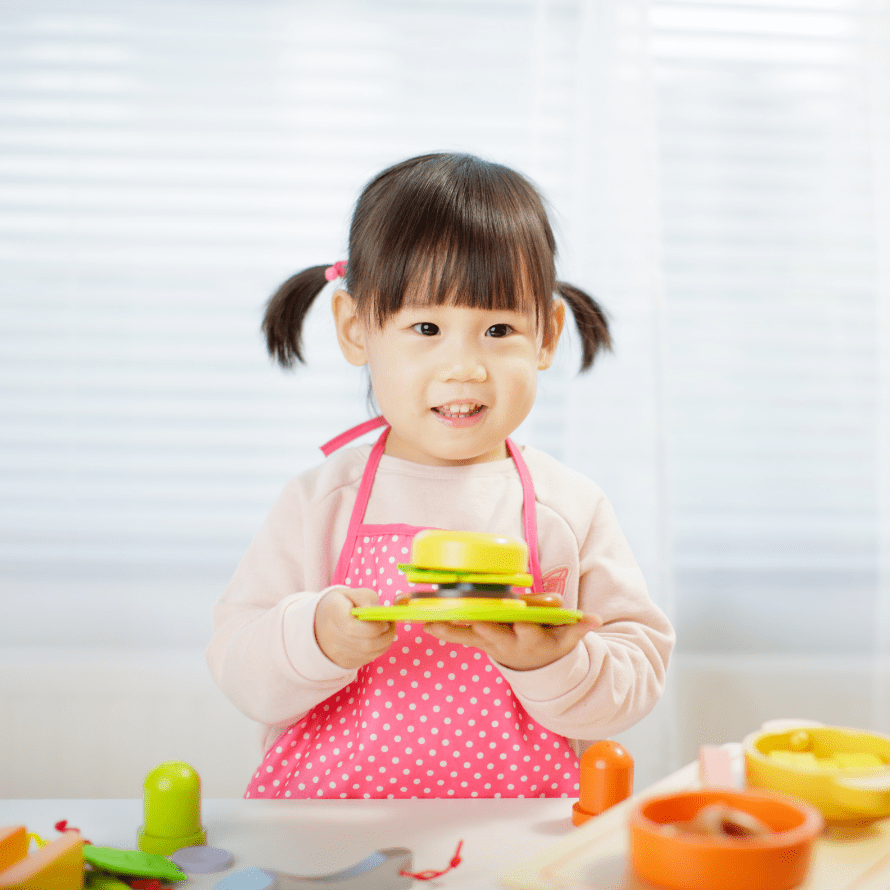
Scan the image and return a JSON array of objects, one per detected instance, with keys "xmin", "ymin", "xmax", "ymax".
[
  {"xmin": 502, "ymin": 748, "xmax": 890, "ymax": 890},
  {"xmin": 352, "ymin": 599, "xmax": 582, "ymax": 625}
]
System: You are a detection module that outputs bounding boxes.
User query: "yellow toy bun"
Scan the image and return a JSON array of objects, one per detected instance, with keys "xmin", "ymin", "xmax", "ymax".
[{"xmin": 411, "ymin": 529, "xmax": 528, "ymax": 575}]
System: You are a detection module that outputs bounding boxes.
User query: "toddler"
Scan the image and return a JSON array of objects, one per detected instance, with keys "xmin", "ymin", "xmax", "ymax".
[{"xmin": 206, "ymin": 152, "xmax": 675, "ymax": 799}]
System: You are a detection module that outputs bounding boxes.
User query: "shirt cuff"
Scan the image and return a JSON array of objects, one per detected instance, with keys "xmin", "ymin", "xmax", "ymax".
[
  {"xmin": 279, "ymin": 590, "xmax": 357, "ymax": 684},
  {"xmin": 494, "ymin": 640, "xmax": 593, "ymax": 703}
]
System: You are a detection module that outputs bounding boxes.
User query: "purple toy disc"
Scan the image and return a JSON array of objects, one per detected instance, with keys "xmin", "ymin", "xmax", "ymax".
[{"xmin": 171, "ymin": 845, "xmax": 234, "ymax": 873}]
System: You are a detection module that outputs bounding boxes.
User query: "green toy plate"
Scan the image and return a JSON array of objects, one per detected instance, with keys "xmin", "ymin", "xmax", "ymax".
[{"xmin": 352, "ymin": 602, "xmax": 582, "ymax": 625}]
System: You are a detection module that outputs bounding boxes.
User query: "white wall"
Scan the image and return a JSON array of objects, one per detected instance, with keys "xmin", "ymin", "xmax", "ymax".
[
  {"xmin": 3, "ymin": 0, "xmax": 890, "ymax": 801},
  {"xmin": 0, "ymin": 649, "xmax": 257, "ymax": 799},
  {"xmin": 3, "ymin": 649, "xmax": 886, "ymax": 799}
]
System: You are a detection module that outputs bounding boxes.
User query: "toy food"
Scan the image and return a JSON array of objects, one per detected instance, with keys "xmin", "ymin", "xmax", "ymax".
[
  {"xmin": 398, "ymin": 530, "xmax": 535, "ymax": 595},
  {"xmin": 0, "ymin": 826, "xmax": 84, "ymax": 890},
  {"xmin": 83, "ymin": 847, "xmax": 186, "ymax": 883},
  {"xmin": 744, "ymin": 724, "xmax": 890, "ymax": 824},
  {"xmin": 352, "ymin": 530, "xmax": 583, "ymax": 625},
  {"xmin": 662, "ymin": 802, "xmax": 772, "ymax": 838}
]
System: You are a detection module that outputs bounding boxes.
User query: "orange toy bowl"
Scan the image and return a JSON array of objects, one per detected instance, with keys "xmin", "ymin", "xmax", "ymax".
[{"xmin": 629, "ymin": 789, "xmax": 824, "ymax": 890}]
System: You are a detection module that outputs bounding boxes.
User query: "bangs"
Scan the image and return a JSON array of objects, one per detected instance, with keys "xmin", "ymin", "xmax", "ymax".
[{"xmin": 348, "ymin": 154, "xmax": 557, "ymax": 327}]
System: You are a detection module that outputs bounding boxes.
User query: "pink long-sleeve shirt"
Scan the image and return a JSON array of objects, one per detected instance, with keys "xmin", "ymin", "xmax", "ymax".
[{"xmin": 206, "ymin": 443, "xmax": 675, "ymax": 755}]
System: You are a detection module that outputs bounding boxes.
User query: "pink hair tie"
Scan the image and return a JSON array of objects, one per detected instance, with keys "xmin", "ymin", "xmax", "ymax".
[{"xmin": 325, "ymin": 260, "xmax": 347, "ymax": 281}]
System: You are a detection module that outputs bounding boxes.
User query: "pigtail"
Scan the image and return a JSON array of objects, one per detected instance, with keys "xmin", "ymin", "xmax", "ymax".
[
  {"xmin": 556, "ymin": 282, "xmax": 612, "ymax": 372},
  {"xmin": 262, "ymin": 265, "xmax": 331, "ymax": 368}
]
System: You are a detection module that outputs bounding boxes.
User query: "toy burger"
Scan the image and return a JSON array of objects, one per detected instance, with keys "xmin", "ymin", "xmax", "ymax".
[{"xmin": 351, "ymin": 530, "xmax": 583, "ymax": 625}]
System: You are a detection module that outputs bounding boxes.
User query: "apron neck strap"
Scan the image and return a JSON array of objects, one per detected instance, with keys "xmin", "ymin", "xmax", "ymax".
[
  {"xmin": 506, "ymin": 438, "xmax": 544, "ymax": 592},
  {"xmin": 327, "ymin": 423, "xmax": 544, "ymax": 591},
  {"xmin": 320, "ymin": 415, "xmax": 388, "ymax": 457},
  {"xmin": 330, "ymin": 425, "xmax": 390, "ymax": 585}
]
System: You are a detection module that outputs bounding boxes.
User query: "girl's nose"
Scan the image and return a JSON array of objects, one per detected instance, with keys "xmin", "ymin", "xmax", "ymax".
[{"xmin": 439, "ymin": 344, "xmax": 487, "ymax": 383}]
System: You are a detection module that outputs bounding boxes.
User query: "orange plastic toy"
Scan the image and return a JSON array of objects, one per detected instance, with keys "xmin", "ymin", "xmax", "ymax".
[
  {"xmin": 572, "ymin": 740, "xmax": 634, "ymax": 826},
  {"xmin": 629, "ymin": 789, "xmax": 823, "ymax": 890},
  {"xmin": 0, "ymin": 825, "xmax": 84, "ymax": 890}
]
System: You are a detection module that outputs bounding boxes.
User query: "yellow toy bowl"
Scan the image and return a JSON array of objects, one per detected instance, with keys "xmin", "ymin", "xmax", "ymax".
[
  {"xmin": 410, "ymin": 529, "xmax": 528, "ymax": 575},
  {"xmin": 744, "ymin": 724, "xmax": 890, "ymax": 825}
]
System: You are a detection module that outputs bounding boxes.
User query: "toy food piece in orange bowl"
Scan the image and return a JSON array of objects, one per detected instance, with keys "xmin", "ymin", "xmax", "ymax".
[{"xmin": 629, "ymin": 788, "xmax": 823, "ymax": 890}]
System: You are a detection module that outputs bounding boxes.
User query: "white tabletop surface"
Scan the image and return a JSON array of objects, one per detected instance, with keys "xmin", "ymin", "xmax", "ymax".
[
  {"xmin": 0, "ymin": 796, "xmax": 580, "ymax": 890},
  {"xmin": 8, "ymin": 749, "xmax": 890, "ymax": 890}
]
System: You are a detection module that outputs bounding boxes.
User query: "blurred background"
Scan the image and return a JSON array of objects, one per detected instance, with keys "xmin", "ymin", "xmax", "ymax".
[{"xmin": 1, "ymin": 0, "xmax": 888, "ymax": 798}]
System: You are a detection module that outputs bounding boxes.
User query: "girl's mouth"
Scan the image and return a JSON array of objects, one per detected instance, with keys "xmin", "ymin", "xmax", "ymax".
[{"xmin": 432, "ymin": 403, "xmax": 485, "ymax": 420}]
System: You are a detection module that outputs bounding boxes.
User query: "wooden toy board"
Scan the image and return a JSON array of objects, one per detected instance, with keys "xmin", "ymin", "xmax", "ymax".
[{"xmin": 501, "ymin": 748, "xmax": 890, "ymax": 890}]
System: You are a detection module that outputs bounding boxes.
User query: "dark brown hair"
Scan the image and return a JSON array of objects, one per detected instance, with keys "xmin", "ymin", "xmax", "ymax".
[{"xmin": 263, "ymin": 153, "xmax": 611, "ymax": 370}]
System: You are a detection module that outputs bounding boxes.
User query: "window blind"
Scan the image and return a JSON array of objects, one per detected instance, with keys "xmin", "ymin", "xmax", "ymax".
[
  {"xmin": 2, "ymin": 0, "xmax": 888, "ymax": 676},
  {"xmin": 648, "ymin": 0, "xmax": 890, "ymax": 655},
  {"xmin": 0, "ymin": 0, "xmax": 591, "ymax": 648}
]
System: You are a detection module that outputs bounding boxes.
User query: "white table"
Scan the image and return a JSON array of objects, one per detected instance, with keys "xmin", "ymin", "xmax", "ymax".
[
  {"xmin": 0, "ymin": 797, "xmax": 579, "ymax": 890},
  {"xmin": 6, "ymin": 756, "xmax": 890, "ymax": 890}
]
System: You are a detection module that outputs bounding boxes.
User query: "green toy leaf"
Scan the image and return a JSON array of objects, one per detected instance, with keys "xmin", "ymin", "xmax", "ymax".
[
  {"xmin": 83, "ymin": 846, "xmax": 186, "ymax": 882},
  {"xmin": 85, "ymin": 874, "xmax": 133, "ymax": 889}
]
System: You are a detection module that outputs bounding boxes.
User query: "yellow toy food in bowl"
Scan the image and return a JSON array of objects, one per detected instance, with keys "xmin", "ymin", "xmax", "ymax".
[{"xmin": 744, "ymin": 725, "xmax": 890, "ymax": 824}]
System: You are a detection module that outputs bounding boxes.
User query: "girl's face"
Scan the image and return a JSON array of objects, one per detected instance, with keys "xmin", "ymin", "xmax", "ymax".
[{"xmin": 333, "ymin": 290, "xmax": 565, "ymax": 466}]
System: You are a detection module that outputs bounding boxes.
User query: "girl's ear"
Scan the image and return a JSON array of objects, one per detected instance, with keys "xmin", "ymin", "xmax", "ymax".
[
  {"xmin": 538, "ymin": 298, "xmax": 566, "ymax": 370},
  {"xmin": 332, "ymin": 289, "xmax": 368, "ymax": 366}
]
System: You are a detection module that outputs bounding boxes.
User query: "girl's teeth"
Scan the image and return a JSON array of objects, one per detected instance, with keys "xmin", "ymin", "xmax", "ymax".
[{"xmin": 437, "ymin": 403, "xmax": 481, "ymax": 417}]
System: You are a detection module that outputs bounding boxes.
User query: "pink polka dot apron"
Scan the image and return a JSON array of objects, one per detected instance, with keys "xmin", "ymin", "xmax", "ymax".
[{"xmin": 246, "ymin": 417, "xmax": 580, "ymax": 799}]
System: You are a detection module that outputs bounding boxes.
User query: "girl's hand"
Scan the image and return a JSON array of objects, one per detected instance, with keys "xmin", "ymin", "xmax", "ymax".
[
  {"xmin": 314, "ymin": 586, "xmax": 396, "ymax": 670},
  {"xmin": 422, "ymin": 613, "xmax": 603, "ymax": 672}
]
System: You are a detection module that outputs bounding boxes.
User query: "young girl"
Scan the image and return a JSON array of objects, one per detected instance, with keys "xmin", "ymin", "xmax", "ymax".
[{"xmin": 207, "ymin": 153, "xmax": 674, "ymax": 800}]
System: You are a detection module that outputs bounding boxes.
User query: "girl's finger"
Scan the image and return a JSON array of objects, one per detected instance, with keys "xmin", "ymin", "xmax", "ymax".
[
  {"xmin": 349, "ymin": 616, "xmax": 394, "ymax": 638},
  {"xmin": 422, "ymin": 621, "xmax": 478, "ymax": 646},
  {"xmin": 551, "ymin": 613, "xmax": 603, "ymax": 642},
  {"xmin": 341, "ymin": 586, "xmax": 383, "ymax": 608},
  {"xmin": 462, "ymin": 620, "xmax": 518, "ymax": 646}
]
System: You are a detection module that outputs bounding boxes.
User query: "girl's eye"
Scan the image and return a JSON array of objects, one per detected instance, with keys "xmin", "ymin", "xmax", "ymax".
[
  {"xmin": 412, "ymin": 322, "xmax": 440, "ymax": 336},
  {"xmin": 486, "ymin": 323, "xmax": 513, "ymax": 338}
]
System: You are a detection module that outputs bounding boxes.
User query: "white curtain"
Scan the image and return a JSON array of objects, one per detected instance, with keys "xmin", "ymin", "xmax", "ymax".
[
  {"xmin": 2, "ymin": 0, "xmax": 889, "ymax": 792},
  {"xmin": 645, "ymin": 0, "xmax": 890, "ymax": 764}
]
